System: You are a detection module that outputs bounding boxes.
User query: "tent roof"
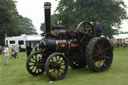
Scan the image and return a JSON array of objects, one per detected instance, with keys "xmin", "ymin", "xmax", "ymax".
[
  {"xmin": 6, "ymin": 34, "xmax": 43, "ymax": 42},
  {"xmin": 25, "ymin": 35, "xmax": 43, "ymax": 42},
  {"xmin": 113, "ymin": 34, "xmax": 128, "ymax": 39}
]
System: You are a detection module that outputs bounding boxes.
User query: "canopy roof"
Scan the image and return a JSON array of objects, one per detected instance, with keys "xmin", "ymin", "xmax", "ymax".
[
  {"xmin": 113, "ymin": 34, "xmax": 128, "ymax": 39},
  {"xmin": 25, "ymin": 35, "xmax": 42, "ymax": 42},
  {"xmin": 6, "ymin": 34, "xmax": 43, "ymax": 42}
]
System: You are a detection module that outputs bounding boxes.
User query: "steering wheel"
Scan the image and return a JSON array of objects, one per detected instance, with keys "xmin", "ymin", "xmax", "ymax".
[
  {"xmin": 76, "ymin": 21, "xmax": 95, "ymax": 43},
  {"xmin": 76, "ymin": 21, "xmax": 94, "ymax": 34}
]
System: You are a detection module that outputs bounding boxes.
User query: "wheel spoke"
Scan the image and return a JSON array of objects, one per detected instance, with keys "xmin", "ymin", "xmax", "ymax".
[
  {"xmin": 105, "ymin": 47, "xmax": 109, "ymax": 51},
  {"xmin": 60, "ymin": 67, "xmax": 65, "ymax": 70},
  {"xmin": 31, "ymin": 66, "xmax": 35, "ymax": 71},
  {"xmin": 60, "ymin": 59, "xmax": 64, "ymax": 63},
  {"xmin": 57, "ymin": 70, "xmax": 60, "ymax": 77},
  {"xmin": 58, "ymin": 69, "xmax": 62, "ymax": 74},
  {"xmin": 96, "ymin": 61, "xmax": 100, "ymax": 68},
  {"xmin": 55, "ymin": 70, "xmax": 57, "ymax": 78},
  {"xmin": 98, "ymin": 60, "xmax": 103, "ymax": 68},
  {"xmin": 34, "ymin": 67, "xmax": 38, "ymax": 73},
  {"xmin": 103, "ymin": 47, "xmax": 109, "ymax": 54},
  {"xmin": 55, "ymin": 56, "xmax": 58, "ymax": 62},
  {"xmin": 50, "ymin": 69, "xmax": 55, "ymax": 75},
  {"xmin": 100, "ymin": 41, "xmax": 105, "ymax": 49},
  {"xmin": 37, "ymin": 68, "xmax": 40, "ymax": 73},
  {"xmin": 97, "ymin": 43, "xmax": 101, "ymax": 51},
  {"xmin": 29, "ymin": 60, "xmax": 35, "ymax": 63},
  {"xmin": 104, "ymin": 56, "xmax": 111, "ymax": 59},
  {"xmin": 38, "ymin": 69, "xmax": 40, "ymax": 72},
  {"xmin": 29, "ymin": 64, "xmax": 34, "ymax": 67},
  {"xmin": 32, "ymin": 56, "xmax": 37, "ymax": 62},
  {"xmin": 57, "ymin": 56, "xmax": 61, "ymax": 62},
  {"xmin": 38, "ymin": 57, "xmax": 41, "ymax": 62},
  {"xmin": 60, "ymin": 63, "xmax": 65, "ymax": 66},
  {"xmin": 35, "ymin": 55, "xmax": 38, "ymax": 61},
  {"xmin": 52, "ymin": 57, "xmax": 54, "ymax": 62},
  {"xmin": 94, "ymin": 49, "xmax": 99, "ymax": 54}
]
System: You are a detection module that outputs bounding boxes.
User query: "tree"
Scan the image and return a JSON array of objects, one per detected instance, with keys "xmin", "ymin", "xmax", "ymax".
[
  {"xmin": 0, "ymin": 0, "xmax": 37, "ymax": 45},
  {"xmin": 40, "ymin": 15, "xmax": 57, "ymax": 33},
  {"xmin": 19, "ymin": 16, "xmax": 37, "ymax": 35},
  {"xmin": 0, "ymin": 0, "xmax": 24, "ymax": 45},
  {"xmin": 55, "ymin": 0, "xmax": 127, "ymax": 39},
  {"xmin": 40, "ymin": 23, "xmax": 45, "ymax": 32}
]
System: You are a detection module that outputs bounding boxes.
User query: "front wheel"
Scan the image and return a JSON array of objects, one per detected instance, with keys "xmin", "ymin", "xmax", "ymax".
[
  {"xmin": 45, "ymin": 52, "xmax": 68, "ymax": 81},
  {"xmin": 26, "ymin": 51, "xmax": 46, "ymax": 76}
]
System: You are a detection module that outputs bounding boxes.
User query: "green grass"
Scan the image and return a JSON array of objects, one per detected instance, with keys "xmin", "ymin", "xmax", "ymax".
[{"xmin": 0, "ymin": 48, "xmax": 128, "ymax": 85}]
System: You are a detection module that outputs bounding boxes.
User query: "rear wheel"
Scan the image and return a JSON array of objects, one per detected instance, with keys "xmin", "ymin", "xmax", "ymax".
[
  {"xmin": 45, "ymin": 52, "xmax": 68, "ymax": 81},
  {"xmin": 86, "ymin": 37, "xmax": 113, "ymax": 72}
]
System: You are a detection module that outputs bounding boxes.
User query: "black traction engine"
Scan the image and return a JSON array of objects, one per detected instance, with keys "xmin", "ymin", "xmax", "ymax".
[{"xmin": 26, "ymin": 2, "xmax": 113, "ymax": 81}]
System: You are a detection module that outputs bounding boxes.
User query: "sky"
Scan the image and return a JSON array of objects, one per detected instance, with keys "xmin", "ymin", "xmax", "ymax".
[{"xmin": 16, "ymin": 0, "xmax": 128, "ymax": 34}]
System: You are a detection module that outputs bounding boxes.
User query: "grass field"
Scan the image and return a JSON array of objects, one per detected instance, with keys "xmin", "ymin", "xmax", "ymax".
[{"xmin": 0, "ymin": 48, "xmax": 128, "ymax": 85}]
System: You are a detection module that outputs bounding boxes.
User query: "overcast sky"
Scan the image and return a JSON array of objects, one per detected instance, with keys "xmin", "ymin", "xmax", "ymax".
[{"xmin": 16, "ymin": 0, "xmax": 128, "ymax": 34}]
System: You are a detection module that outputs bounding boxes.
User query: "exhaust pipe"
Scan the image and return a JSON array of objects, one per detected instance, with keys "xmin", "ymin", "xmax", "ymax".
[{"xmin": 44, "ymin": 2, "xmax": 51, "ymax": 36}]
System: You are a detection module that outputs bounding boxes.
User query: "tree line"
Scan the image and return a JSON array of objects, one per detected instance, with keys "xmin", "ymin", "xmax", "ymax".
[
  {"xmin": 40, "ymin": 0, "xmax": 127, "ymax": 39},
  {"xmin": 0, "ymin": 0, "xmax": 127, "ymax": 45},
  {"xmin": 0, "ymin": 0, "xmax": 37, "ymax": 45}
]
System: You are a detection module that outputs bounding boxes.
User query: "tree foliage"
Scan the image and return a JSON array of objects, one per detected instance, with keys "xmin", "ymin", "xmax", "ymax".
[
  {"xmin": 55, "ymin": 0, "xmax": 127, "ymax": 39},
  {"xmin": 40, "ymin": 15, "xmax": 57, "ymax": 33},
  {"xmin": 0, "ymin": 0, "xmax": 24, "ymax": 35},
  {"xmin": 0, "ymin": 0, "xmax": 37, "ymax": 45},
  {"xmin": 19, "ymin": 16, "xmax": 37, "ymax": 35},
  {"xmin": 0, "ymin": 0, "xmax": 23, "ymax": 45},
  {"xmin": 40, "ymin": 23, "xmax": 45, "ymax": 32}
]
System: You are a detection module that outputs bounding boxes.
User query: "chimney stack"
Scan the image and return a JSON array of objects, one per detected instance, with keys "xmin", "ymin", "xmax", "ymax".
[{"xmin": 44, "ymin": 2, "xmax": 51, "ymax": 36}]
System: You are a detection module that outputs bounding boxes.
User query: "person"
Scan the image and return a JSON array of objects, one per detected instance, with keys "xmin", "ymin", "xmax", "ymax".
[
  {"xmin": 11, "ymin": 49, "xmax": 16, "ymax": 59},
  {"xmin": 15, "ymin": 46, "xmax": 19, "ymax": 58},
  {"xmin": 0, "ymin": 45, "xmax": 2, "ymax": 55},
  {"xmin": 3, "ymin": 45, "xmax": 9, "ymax": 64},
  {"xmin": 123, "ymin": 42, "xmax": 126, "ymax": 48},
  {"xmin": 95, "ymin": 21, "xmax": 102, "ymax": 37},
  {"xmin": 19, "ymin": 45, "xmax": 21, "ymax": 52},
  {"xmin": 26, "ymin": 44, "xmax": 32, "ymax": 57}
]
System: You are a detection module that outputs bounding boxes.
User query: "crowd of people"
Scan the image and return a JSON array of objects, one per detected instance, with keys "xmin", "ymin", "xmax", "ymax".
[{"xmin": 0, "ymin": 44, "xmax": 33, "ymax": 65}]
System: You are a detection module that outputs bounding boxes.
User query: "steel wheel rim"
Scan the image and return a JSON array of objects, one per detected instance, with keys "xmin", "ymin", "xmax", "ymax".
[
  {"xmin": 92, "ymin": 39, "xmax": 112, "ymax": 70},
  {"xmin": 29, "ymin": 54, "xmax": 43, "ymax": 73},
  {"xmin": 46, "ymin": 53, "xmax": 68, "ymax": 80},
  {"xmin": 26, "ymin": 51, "xmax": 45, "ymax": 76}
]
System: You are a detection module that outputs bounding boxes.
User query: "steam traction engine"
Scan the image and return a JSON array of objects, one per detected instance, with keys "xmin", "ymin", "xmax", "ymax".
[{"xmin": 26, "ymin": 2, "xmax": 113, "ymax": 81}]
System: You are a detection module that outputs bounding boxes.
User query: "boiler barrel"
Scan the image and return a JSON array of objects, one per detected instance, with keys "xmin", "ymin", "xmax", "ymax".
[{"xmin": 39, "ymin": 39, "xmax": 80, "ymax": 52}]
